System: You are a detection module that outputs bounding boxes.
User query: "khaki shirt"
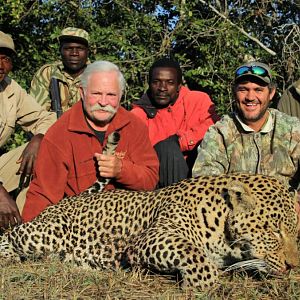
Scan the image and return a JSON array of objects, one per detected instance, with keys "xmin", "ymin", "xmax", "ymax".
[
  {"xmin": 30, "ymin": 61, "xmax": 86, "ymax": 114},
  {"xmin": 0, "ymin": 76, "xmax": 56, "ymax": 148},
  {"xmin": 192, "ymin": 109, "xmax": 300, "ymax": 189},
  {"xmin": 277, "ymin": 79, "xmax": 300, "ymax": 118}
]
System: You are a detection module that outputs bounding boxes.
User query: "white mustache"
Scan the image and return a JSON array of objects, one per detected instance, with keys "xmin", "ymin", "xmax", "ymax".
[{"xmin": 90, "ymin": 104, "xmax": 117, "ymax": 114}]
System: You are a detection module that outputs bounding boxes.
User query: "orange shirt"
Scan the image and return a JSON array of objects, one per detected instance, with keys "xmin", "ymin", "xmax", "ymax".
[
  {"xmin": 131, "ymin": 86, "xmax": 219, "ymax": 152},
  {"xmin": 22, "ymin": 101, "xmax": 159, "ymax": 222}
]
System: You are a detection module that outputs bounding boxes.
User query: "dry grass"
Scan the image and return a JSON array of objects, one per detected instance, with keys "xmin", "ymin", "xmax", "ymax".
[{"xmin": 0, "ymin": 257, "xmax": 300, "ymax": 300}]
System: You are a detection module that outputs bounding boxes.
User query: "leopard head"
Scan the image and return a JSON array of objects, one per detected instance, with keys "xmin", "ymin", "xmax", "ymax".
[{"xmin": 223, "ymin": 177, "xmax": 299, "ymax": 274}]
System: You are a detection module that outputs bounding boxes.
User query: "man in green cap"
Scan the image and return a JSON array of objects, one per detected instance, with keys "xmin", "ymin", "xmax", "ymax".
[
  {"xmin": 30, "ymin": 27, "xmax": 90, "ymax": 117},
  {"xmin": 192, "ymin": 61, "xmax": 300, "ymax": 227},
  {"xmin": 0, "ymin": 31, "xmax": 56, "ymax": 228}
]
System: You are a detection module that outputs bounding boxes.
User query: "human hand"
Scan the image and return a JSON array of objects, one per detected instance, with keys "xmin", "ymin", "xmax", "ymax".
[
  {"xmin": 94, "ymin": 153, "xmax": 122, "ymax": 179},
  {"xmin": 0, "ymin": 184, "xmax": 22, "ymax": 228},
  {"xmin": 16, "ymin": 134, "xmax": 43, "ymax": 185}
]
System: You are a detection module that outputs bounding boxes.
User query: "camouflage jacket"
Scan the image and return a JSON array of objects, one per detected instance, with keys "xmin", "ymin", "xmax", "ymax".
[
  {"xmin": 192, "ymin": 108, "xmax": 300, "ymax": 189},
  {"xmin": 30, "ymin": 61, "xmax": 87, "ymax": 114}
]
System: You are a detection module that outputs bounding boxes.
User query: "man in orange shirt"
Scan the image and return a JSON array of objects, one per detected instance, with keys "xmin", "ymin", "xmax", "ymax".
[
  {"xmin": 131, "ymin": 58, "xmax": 219, "ymax": 187},
  {"xmin": 23, "ymin": 61, "xmax": 159, "ymax": 222}
]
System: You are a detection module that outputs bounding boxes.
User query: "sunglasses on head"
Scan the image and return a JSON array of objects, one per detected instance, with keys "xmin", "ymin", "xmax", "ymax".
[{"xmin": 235, "ymin": 65, "xmax": 270, "ymax": 78}]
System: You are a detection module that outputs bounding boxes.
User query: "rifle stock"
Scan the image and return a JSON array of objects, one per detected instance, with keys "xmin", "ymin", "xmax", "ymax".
[{"xmin": 50, "ymin": 77, "xmax": 63, "ymax": 118}]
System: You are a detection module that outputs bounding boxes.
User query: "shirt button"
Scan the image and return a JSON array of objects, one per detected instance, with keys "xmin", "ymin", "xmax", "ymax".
[{"xmin": 189, "ymin": 140, "xmax": 194, "ymax": 145}]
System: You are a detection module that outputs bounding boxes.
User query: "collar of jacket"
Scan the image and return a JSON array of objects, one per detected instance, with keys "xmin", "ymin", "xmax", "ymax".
[
  {"xmin": 233, "ymin": 110, "xmax": 273, "ymax": 133},
  {"xmin": 133, "ymin": 92, "xmax": 158, "ymax": 119}
]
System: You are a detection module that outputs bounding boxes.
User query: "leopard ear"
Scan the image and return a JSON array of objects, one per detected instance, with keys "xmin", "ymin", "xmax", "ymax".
[{"xmin": 222, "ymin": 180, "xmax": 256, "ymax": 214}]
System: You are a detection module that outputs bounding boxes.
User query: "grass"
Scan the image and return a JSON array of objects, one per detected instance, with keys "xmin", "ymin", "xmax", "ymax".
[{"xmin": 0, "ymin": 257, "xmax": 300, "ymax": 300}]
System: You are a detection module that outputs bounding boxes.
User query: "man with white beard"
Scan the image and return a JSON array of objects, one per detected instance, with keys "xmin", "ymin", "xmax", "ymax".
[{"xmin": 22, "ymin": 61, "xmax": 159, "ymax": 222}]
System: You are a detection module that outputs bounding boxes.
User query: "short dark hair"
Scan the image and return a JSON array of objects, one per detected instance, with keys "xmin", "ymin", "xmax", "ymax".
[{"xmin": 149, "ymin": 58, "xmax": 182, "ymax": 84}]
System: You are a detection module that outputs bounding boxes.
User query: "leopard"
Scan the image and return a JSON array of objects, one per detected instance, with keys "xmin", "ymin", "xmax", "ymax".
[{"xmin": 0, "ymin": 173, "xmax": 299, "ymax": 290}]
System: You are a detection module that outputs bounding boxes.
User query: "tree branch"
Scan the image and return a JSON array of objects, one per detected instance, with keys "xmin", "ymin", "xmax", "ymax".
[{"xmin": 198, "ymin": 0, "xmax": 276, "ymax": 56}]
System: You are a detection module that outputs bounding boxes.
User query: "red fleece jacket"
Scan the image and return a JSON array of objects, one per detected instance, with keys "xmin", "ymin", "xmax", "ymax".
[
  {"xmin": 131, "ymin": 86, "xmax": 219, "ymax": 152},
  {"xmin": 22, "ymin": 101, "xmax": 159, "ymax": 222}
]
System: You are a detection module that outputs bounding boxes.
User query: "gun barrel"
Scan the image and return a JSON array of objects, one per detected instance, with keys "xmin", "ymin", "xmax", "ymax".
[{"xmin": 50, "ymin": 78, "xmax": 63, "ymax": 118}]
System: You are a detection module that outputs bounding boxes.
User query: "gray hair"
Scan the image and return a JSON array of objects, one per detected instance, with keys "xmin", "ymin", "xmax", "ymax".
[{"xmin": 80, "ymin": 60, "xmax": 126, "ymax": 95}]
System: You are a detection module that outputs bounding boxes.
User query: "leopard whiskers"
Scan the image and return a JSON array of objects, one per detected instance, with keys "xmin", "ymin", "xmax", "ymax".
[{"xmin": 223, "ymin": 259, "xmax": 268, "ymax": 273}]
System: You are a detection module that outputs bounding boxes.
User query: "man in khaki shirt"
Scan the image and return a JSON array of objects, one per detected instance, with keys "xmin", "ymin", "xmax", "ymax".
[
  {"xmin": 0, "ymin": 31, "xmax": 56, "ymax": 228},
  {"xmin": 277, "ymin": 79, "xmax": 300, "ymax": 118}
]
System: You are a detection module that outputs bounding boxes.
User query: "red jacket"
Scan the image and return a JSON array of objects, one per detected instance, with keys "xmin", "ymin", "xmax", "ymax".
[
  {"xmin": 22, "ymin": 101, "xmax": 159, "ymax": 222},
  {"xmin": 131, "ymin": 86, "xmax": 219, "ymax": 152}
]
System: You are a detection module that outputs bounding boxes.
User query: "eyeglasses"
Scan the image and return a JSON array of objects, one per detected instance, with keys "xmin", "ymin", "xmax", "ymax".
[{"xmin": 235, "ymin": 65, "xmax": 270, "ymax": 79}]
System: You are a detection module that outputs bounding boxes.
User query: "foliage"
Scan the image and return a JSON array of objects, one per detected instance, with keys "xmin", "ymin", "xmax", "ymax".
[
  {"xmin": 2, "ymin": 126, "xmax": 28, "ymax": 152},
  {"xmin": 0, "ymin": 0, "xmax": 300, "ymax": 144},
  {"xmin": 0, "ymin": 257, "xmax": 300, "ymax": 299}
]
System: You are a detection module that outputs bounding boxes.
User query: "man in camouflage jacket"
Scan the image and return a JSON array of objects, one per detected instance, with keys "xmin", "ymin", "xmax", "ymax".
[
  {"xmin": 30, "ymin": 27, "xmax": 89, "ymax": 116},
  {"xmin": 193, "ymin": 61, "xmax": 300, "ymax": 193}
]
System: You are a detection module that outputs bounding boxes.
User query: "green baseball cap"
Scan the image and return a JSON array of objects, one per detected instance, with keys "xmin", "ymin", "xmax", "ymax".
[
  {"xmin": 0, "ymin": 31, "xmax": 16, "ymax": 54},
  {"xmin": 59, "ymin": 27, "xmax": 89, "ymax": 46},
  {"xmin": 235, "ymin": 61, "xmax": 272, "ymax": 84}
]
